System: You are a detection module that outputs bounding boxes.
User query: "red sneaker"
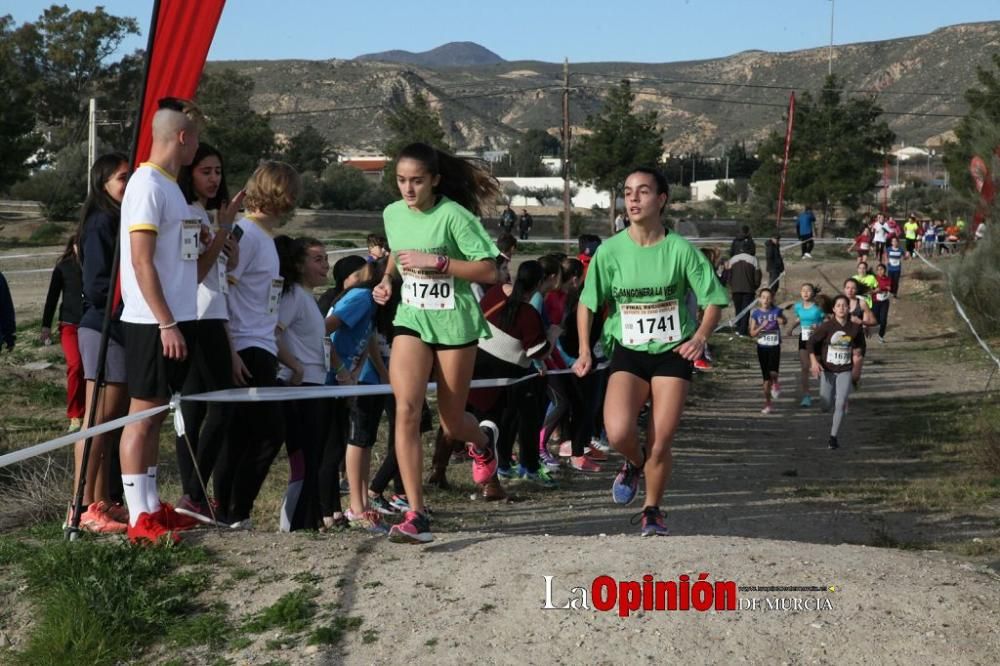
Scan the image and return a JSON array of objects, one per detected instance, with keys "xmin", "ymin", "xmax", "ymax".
[
  {"xmin": 79, "ymin": 501, "xmax": 128, "ymax": 534},
  {"xmin": 153, "ymin": 502, "xmax": 200, "ymax": 531},
  {"xmin": 584, "ymin": 446, "xmax": 608, "ymax": 462},
  {"xmin": 127, "ymin": 512, "xmax": 181, "ymax": 546},
  {"xmin": 106, "ymin": 502, "xmax": 130, "ymax": 525}
]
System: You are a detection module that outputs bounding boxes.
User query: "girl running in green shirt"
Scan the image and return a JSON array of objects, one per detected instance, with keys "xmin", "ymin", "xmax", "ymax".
[
  {"xmin": 373, "ymin": 143, "xmax": 502, "ymax": 544},
  {"xmin": 573, "ymin": 168, "xmax": 730, "ymax": 536}
]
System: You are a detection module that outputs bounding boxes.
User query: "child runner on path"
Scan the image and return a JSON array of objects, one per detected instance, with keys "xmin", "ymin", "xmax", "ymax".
[
  {"xmin": 748, "ymin": 287, "xmax": 786, "ymax": 414},
  {"xmin": 808, "ymin": 295, "xmax": 866, "ymax": 450},
  {"xmin": 872, "ymin": 264, "xmax": 892, "ymax": 343},
  {"xmin": 373, "ymin": 142, "xmax": 501, "ymax": 544},
  {"xmin": 573, "ymin": 168, "xmax": 729, "ymax": 536},
  {"xmin": 886, "ymin": 237, "xmax": 904, "ymax": 297},
  {"xmin": 786, "ymin": 283, "xmax": 826, "ymax": 407}
]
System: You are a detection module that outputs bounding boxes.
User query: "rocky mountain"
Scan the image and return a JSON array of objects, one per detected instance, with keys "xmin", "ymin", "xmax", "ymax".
[
  {"xmin": 207, "ymin": 22, "xmax": 1000, "ymax": 155},
  {"xmin": 355, "ymin": 41, "xmax": 505, "ymax": 67}
]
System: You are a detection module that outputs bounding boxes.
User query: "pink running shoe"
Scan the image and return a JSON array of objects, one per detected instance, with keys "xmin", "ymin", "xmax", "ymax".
[{"xmin": 468, "ymin": 420, "xmax": 499, "ymax": 485}]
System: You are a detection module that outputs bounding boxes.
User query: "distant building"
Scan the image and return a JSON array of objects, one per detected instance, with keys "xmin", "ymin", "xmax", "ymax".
[
  {"xmin": 339, "ymin": 153, "xmax": 388, "ymax": 181},
  {"xmin": 497, "ymin": 176, "xmax": 610, "ymax": 209},
  {"xmin": 690, "ymin": 179, "xmax": 735, "ymax": 202}
]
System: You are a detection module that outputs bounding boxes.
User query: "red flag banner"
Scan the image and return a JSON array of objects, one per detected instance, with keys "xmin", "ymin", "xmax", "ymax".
[
  {"xmin": 132, "ymin": 0, "xmax": 226, "ymax": 166},
  {"xmin": 775, "ymin": 92, "xmax": 796, "ymax": 234}
]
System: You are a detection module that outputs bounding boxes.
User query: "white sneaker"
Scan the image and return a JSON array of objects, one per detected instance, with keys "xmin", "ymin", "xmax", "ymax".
[{"xmin": 803, "ymin": 253, "xmax": 813, "ymax": 259}]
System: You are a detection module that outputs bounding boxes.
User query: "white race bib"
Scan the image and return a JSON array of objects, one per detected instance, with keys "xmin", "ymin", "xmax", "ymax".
[
  {"xmin": 889, "ymin": 257, "xmax": 901, "ymax": 267},
  {"xmin": 402, "ymin": 269, "xmax": 455, "ymax": 310},
  {"xmin": 800, "ymin": 325, "xmax": 813, "ymax": 342},
  {"xmin": 876, "ymin": 292, "xmax": 890, "ymax": 302},
  {"xmin": 620, "ymin": 300, "xmax": 681, "ymax": 346},
  {"xmin": 859, "ymin": 242, "xmax": 870, "ymax": 251},
  {"xmin": 826, "ymin": 346, "xmax": 851, "ymax": 366},
  {"xmin": 323, "ymin": 338, "xmax": 331, "ymax": 373},
  {"xmin": 181, "ymin": 220, "xmax": 201, "ymax": 261},
  {"xmin": 267, "ymin": 278, "xmax": 284, "ymax": 315},
  {"xmin": 758, "ymin": 332, "xmax": 780, "ymax": 347}
]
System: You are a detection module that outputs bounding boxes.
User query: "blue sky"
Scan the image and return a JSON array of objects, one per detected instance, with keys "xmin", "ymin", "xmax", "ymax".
[{"xmin": 8, "ymin": 1, "xmax": 999, "ymax": 63}]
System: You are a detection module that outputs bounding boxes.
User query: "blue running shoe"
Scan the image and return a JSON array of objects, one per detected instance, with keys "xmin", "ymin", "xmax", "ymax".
[
  {"xmin": 633, "ymin": 506, "xmax": 669, "ymax": 537},
  {"xmin": 612, "ymin": 459, "xmax": 642, "ymax": 505}
]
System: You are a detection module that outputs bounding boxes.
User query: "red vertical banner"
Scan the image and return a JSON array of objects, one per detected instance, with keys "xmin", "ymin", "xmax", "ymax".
[
  {"xmin": 775, "ymin": 93, "xmax": 795, "ymax": 236},
  {"xmin": 882, "ymin": 159, "xmax": 889, "ymax": 214},
  {"xmin": 132, "ymin": 0, "xmax": 226, "ymax": 166}
]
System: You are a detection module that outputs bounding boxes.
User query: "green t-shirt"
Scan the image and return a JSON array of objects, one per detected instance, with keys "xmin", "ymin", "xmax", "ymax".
[
  {"xmin": 579, "ymin": 229, "xmax": 730, "ymax": 354},
  {"xmin": 904, "ymin": 221, "xmax": 919, "ymax": 240},
  {"xmin": 383, "ymin": 196, "xmax": 499, "ymax": 345}
]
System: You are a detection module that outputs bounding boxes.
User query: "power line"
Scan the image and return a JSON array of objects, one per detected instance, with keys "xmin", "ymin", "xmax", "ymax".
[{"xmin": 570, "ymin": 70, "xmax": 971, "ymax": 99}]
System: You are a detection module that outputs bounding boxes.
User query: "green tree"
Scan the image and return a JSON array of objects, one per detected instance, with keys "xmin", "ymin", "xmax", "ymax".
[
  {"xmin": 12, "ymin": 5, "xmax": 139, "ymax": 146},
  {"xmin": 573, "ymin": 80, "xmax": 662, "ymax": 229},
  {"xmin": 383, "ymin": 92, "xmax": 449, "ymax": 158},
  {"xmin": 0, "ymin": 16, "xmax": 42, "ymax": 191},
  {"xmin": 724, "ymin": 142, "xmax": 761, "ymax": 179},
  {"xmin": 751, "ymin": 75, "xmax": 894, "ymax": 231},
  {"xmin": 493, "ymin": 129, "xmax": 560, "ymax": 177},
  {"xmin": 320, "ymin": 163, "xmax": 373, "ymax": 210},
  {"xmin": 283, "ymin": 124, "xmax": 331, "ymax": 174},
  {"xmin": 197, "ymin": 68, "xmax": 275, "ymax": 186},
  {"xmin": 943, "ymin": 53, "xmax": 1000, "ymax": 202}
]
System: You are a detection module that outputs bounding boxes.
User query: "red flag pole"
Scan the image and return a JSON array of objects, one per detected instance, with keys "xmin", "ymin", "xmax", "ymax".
[{"xmin": 775, "ymin": 92, "xmax": 795, "ymax": 237}]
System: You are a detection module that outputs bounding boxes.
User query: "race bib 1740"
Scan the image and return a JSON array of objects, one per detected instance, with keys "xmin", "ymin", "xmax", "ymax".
[
  {"xmin": 402, "ymin": 269, "xmax": 455, "ymax": 310},
  {"xmin": 620, "ymin": 300, "xmax": 681, "ymax": 346}
]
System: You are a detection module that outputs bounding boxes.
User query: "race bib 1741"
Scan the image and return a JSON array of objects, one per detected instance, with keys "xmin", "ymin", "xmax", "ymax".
[
  {"xmin": 620, "ymin": 300, "xmax": 681, "ymax": 346},
  {"xmin": 402, "ymin": 269, "xmax": 455, "ymax": 310}
]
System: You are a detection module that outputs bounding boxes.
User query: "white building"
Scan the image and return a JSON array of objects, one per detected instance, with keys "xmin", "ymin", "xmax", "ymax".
[
  {"xmin": 690, "ymin": 179, "xmax": 735, "ymax": 202},
  {"xmin": 497, "ymin": 177, "xmax": 610, "ymax": 209}
]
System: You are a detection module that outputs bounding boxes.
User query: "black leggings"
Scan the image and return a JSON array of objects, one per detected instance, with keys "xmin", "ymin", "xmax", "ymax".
[
  {"xmin": 541, "ymin": 373, "xmax": 592, "ymax": 457},
  {"xmin": 470, "ymin": 352, "xmax": 544, "ymax": 473},
  {"xmin": 872, "ymin": 298, "xmax": 890, "ymax": 338},
  {"xmin": 318, "ymin": 398, "xmax": 349, "ymax": 517},
  {"xmin": 281, "ymin": 386, "xmax": 326, "ymax": 531},
  {"xmin": 213, "ymin": 346, "xmax": 283, "ymax": 523},
  {"xmin": 175, "ymin": 319, "xmax": 233, "ymax": 503}
]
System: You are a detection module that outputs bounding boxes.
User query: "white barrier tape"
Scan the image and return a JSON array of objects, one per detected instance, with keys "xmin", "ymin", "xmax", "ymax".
[
  {"xmin": 0, "ymin": 251, "xmax": 62, "ymax": 261},
  {"xmin": 3, "ymin": 268, "xmax": 53, "ymax": 275},
  {"xmin": 0, "ymin": 404, "xmax": 170, "ymax": 468},
  {"xmin": 914, "ymin": 251, "xmax": 1000, "ymax": 371},
  {"xmin": 182, "ymin": 364, "xmax": 608, "ymax": 403}
]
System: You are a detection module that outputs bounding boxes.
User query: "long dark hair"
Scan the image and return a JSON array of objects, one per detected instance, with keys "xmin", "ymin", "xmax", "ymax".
[
  {"xmin": 396, "ymin": 142, "xmax": 500, "ymax": 217},
  {"xmin": 500, "ymin": 260, "xmax": 544, "ymax": 331},
  {"xmin": 178, "ymin": 143, "xmax": 229, "ymax": 209},
  {"xmin": 57, "ymin": 234, "xmax": 78, "ymax": 265},
  {"xmin": 275, "ymin": 235, "xmax": 303, "ymax": 294},
  {"xmin": 76, "ymin": 152, "xmax": 128, "ymax": 265}
]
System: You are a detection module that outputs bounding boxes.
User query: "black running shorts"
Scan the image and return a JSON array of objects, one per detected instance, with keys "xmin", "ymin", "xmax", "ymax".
[
  {"xmin": 123, "ymin": 321, "xmax": 196, "ymax": 400},
  {"xmin": 609, "ymin": 343, "xmax": 693, "ymax": 382}
]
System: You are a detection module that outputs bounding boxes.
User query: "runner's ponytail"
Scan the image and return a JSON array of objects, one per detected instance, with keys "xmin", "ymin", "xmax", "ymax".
[
  {"xmin": 396, "ymin": 142, "xmax": 500, "ymax": 217},
  {"xmin": 500, "ymin": 260, "xmax": 544, "ymax": 331}
]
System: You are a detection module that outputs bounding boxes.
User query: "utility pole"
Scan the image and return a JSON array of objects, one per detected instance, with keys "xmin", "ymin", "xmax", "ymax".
[
  {"xmin": 828, "ymin": 0, "xmax": 835, "ymax": 76},
  {"xmin": 562, "ymin": 58, "xmax": 571, "ymax": 241},
  {"xmin": 87, "ymin": 98, "xmax": 97, "ymax": 195}
]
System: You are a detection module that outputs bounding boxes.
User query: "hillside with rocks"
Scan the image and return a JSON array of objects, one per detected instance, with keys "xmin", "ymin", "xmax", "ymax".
[{"xmin": 211, "ymin": 21, "xmax": 1000, "ymax": 153}]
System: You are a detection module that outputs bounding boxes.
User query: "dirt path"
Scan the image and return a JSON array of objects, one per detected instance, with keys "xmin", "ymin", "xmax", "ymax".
[
  {"xmin": 167, "ymin": 254, "xmax": 1000, "ymax": 664},
  {"xmin": 4, "ymin": 250, "xmax": 1000, "ymax": 663}
]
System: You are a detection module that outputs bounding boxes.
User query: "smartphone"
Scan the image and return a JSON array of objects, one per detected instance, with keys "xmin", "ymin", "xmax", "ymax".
[{"xmin": 231, "ymin": 225, "xmax": 244, "ymax": 242}]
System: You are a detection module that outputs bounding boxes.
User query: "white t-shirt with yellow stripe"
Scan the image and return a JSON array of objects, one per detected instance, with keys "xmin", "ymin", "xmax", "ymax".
[{"xmin": 119, "ymin": 162, "xmax": 199, "ymax": 324}]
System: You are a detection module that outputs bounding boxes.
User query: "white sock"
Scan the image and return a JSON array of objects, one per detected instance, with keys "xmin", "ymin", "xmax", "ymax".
[
  {"xmin": 146, "ymin": 466, "xmax": 161, "ymax": 513},
  {"xmin": 122, "ymin": 474, "xmax": 148, "ymax": 527}
]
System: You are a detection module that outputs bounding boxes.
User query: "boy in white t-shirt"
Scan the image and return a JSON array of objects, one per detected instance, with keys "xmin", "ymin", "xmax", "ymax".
[{"xmin": 117, "ymin": 97, "xmax": 205, "ymax": 545}]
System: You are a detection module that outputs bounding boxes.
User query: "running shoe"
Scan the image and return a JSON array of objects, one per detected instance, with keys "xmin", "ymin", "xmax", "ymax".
[
  {"xmin": 585, "ymin": 446, "xmax": 608, "ymax": 462},
  {"xmin": 153, "ymin": 502, "xmax": 200, "ymax": 531},
  {"xmin": 79, "ymin": 501, "xmax": 128, "ymax": 534},
  {"xmin": 770, "ymin": 382, "xmax": 782, "ymax": 400},
  {"xmin": 557, "ymin": 441, "xmax": 573, "ymax": 457},
  {"xmin": 468, "ymin": 420, "xmax": 499, "ymax": 485},
  {"xmin": 388, "ymin": 510, "xmax": 433, "ymax": 544},
  {"xmin": 632, "ymin": 506, "xmax": 669, "ymax": 537},
  {"xmin": 589, "ymin": 436, "xmax": 611, "ymax": 454},
  {"xmin": 228, "ymin": 518, "xmax": 254, "ymax": 531},
  {"xmin": 107, "ymin": 502, "xmax": 130, "ymax": 525},
  {"xmin": 878, "ymin": 335, "xmax": 885, "ymax": 344},
  {"xmin": 174, "ymin": 494, "xmax": 219, "ymax": 526},
  {"xmin": 693, "ymin": 358, "xmax": 713, "ymax": 372},
  {"xmin": 828, "ymin": 436, "xmax": 839, "ymax": 450},
  {"xmin": 800, "ymin": 395, "xmax": 812, "ymax": 408},
  {"xmin": 127, "ymin": 512, "xmax": 180, "ymax": 546},
  {"xmin": 803, "ymin": 253, "xmax": 813, "ymax": 259},
  {"xmin": 514, "ymin": 465, "xmax": 558, "ymax": 489},
  {"xmin": 345, "ymin": 508, "xmax": 390, "ymax": 535},
  {"xmin": 321, "ymin": 513, "xmax": 349, "ymax": 532},
  {"xmin": 570, "ymin": 455, "xmax": 602, "ymax": 474},
  {"xmin": 760, "ymin": 404, "xmax": 773, "ymax": 415},
  {"xmin": 539, "ymin": 448, "xmax": 562, "ymax": 471},
  {"xmin": 497, "ymin": 465, "xmax": 515, "ymax": 480},
  {"xmin": 612, "ymin": 459, "xmax": 643, "ymax": 505},
  {"xmin": 389, "ymin": 494, "xmax": 411, "ymax": 512},
  {"xmin": 481, "ymin": 477, "xmax": 507, "ymax": 501},
  {"xmin": 368, "ymin": 494, "xmax": 397, "ymax": 515}
]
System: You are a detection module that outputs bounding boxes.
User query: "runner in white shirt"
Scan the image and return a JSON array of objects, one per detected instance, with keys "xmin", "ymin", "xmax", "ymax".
[
  {"xmin": 211, "ymin": 161, "xmax": 301, "ymax": 529},
  {"xmin": 117, "ymin": 97, "xmax": 205, "ymax": 545}
]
